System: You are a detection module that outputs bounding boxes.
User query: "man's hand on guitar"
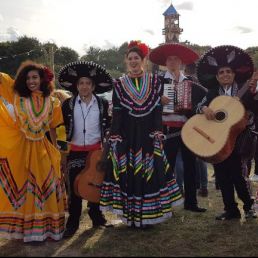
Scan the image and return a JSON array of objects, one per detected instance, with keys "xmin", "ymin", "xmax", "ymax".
[
  {"xmin": 202, "ymin": 106, "xmax": 215, "ymax": 120},
  {"xmin": 161, "ymin": 95, "xmax": 170, "ymax": 105}
]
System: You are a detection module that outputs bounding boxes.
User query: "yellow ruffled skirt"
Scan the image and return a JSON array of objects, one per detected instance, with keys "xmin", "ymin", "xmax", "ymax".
[{"xmin": 0, "ymin": 101, "xmax": 66, "ymax": 242}]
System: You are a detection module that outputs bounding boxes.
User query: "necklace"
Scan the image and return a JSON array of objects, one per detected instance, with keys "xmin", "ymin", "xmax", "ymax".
[
  {"xmin": 79, "ymin": 99, "xmax": 92, "ymax": 146},
  {"xmin": 128, "ymin": 70, "xmax": 144, "ymax": 78}
]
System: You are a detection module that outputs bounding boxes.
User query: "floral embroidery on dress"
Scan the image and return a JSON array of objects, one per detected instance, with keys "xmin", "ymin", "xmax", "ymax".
[{"xmin": 14, "ymin": 92, "xmax": 53, "ymax": 140}]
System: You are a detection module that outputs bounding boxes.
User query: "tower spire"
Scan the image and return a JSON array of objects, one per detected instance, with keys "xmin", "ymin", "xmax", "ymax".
[{"xmin": 162, "ymin": 3, "xmax": 183, "ymax": 43}]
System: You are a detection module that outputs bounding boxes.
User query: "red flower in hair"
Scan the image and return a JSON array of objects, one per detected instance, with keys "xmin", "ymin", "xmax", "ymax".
[
  {"xmin": 128, "ymin": 40, "xmax": 149, "ymax": 58},
  {"xmin": 43, "ymin": 67, "xmax": 54, "ymax": 83}
]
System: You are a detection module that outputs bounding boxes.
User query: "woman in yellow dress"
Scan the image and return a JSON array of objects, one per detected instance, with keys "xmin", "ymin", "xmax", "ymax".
[{"xmin": 0, "ymin": 61, "xmax": 66, "ymax": 242}]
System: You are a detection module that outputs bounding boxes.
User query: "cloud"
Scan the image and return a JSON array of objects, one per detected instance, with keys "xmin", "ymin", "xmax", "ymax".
[
  {"xmin": 102, "ymin": 40, "xmax": 115, "ymax": 49},
  {"xmin": 0, "ymin": 14, "xmax": 3, "ymax": 22},
  {"xmin": 234, "ymin": 26, "xmax": 253, "ymax": 34},
  {"xmin": 176, "ymin": 1, "xmax": 194, "ymax": 11},
  {"xmin": 157, "ymin": 0, "xmax": 194, "ymax": 10},
  {"xmin": 6, "ymin": 27, "xmax": 20, "ymax": 41},
  {"xmin": 0, "ymin": 27, "xmax": 20, "ymax": 42},
  {"xmin": 158, "ymin": 0, "xmax": 171, "ymax": 7},
  {"xmin": 144, "ymin": 29, "xmax": 155, "ymax": 35}
]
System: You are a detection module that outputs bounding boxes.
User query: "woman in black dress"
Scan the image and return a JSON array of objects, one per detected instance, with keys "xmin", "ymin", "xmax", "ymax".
[{"xmin": 100, "ymin": 41, "xmax": 183, "ymax": 228}]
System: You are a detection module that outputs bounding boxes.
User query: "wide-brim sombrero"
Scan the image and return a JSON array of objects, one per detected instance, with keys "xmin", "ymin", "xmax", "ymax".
[
  {"xmin": 58, "ymin": 61, "xmax": 113, "ymax": 94},
  {"xmin": 197, "ymin": 45, "xmax": 254, "ymax": 89},
  {"xmin": 149, "ymin": 43, "xmax": 199, "ymax": 66}
]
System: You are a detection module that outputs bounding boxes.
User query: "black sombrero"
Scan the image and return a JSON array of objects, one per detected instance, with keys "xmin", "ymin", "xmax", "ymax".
[
  {"xmin": 149, "ymin": 43, "xmax": 199, "ymax": 66},
  {"xmin": 58, "ymin": 61, "xmax": 113, "ymax": 94},
  {"xmin": 197, "ymin": 45, "xmax": 254, "ymax": 89}
]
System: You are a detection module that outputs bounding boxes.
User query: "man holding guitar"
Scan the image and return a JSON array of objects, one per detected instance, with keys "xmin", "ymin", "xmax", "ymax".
[
  {"xmin": 58, "ymin": 61, "xmax": 113, "ymax": 237},
  {"xmin": 195, "ymin": 45, "xmax": 258, "ymax": 220}
]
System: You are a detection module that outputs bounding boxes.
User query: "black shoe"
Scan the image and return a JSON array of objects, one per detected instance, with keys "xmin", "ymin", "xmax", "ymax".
[
  {"xmin": 215, "ymin": 211, "xmax": 241, "ymax": 221},
  {"xmin": 63, "ymin": 226, "xmax": 78, "ymax": 238},
  {"xmin": 184, "ymin": 205, "xmax": 207, "ymax": 212},
  {"xmin": 92, "ymin": 215, "xmax": 114, "ymax": 228},
  {"xmin": 93, "ymin": 220, "xmax": 114, "ymax": 228},
  {"xmin": 244, "ymin": 209, "xmax": 257, "ymax": 219}
]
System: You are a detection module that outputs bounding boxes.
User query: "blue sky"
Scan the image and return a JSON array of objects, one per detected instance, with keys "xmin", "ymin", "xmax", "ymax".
[{"xmin": 0, "ymin": 0, "xmax": 257, "ymax": 56}]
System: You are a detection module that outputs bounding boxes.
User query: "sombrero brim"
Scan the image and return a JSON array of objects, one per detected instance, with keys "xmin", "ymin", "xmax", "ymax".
[
  {"xmin": 197, "ymin": 45, "xmax": 254, "ymax": 89},
  {"xmin": 58, "ymin": 61, "xmax": 113, "ymax": 94},
  {"xmin": 149, "ymin": 43, "xmax": 199, "ymax": 66}
]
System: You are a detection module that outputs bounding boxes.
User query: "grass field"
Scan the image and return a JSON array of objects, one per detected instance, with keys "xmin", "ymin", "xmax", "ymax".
[{"xmin": 1, "ymin": 165, "xmax": 258, "ymax": 257}]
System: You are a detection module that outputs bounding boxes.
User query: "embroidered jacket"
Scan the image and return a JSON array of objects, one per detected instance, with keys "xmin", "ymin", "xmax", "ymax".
[{"xmin": 62, "ymin": 94, "xmax": 111, "ymax": 143}]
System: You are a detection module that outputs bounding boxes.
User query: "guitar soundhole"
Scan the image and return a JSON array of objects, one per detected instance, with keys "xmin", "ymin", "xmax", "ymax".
[{"xmin": 215, "ymin": 111, "xmax": 226, "ymax": 122}]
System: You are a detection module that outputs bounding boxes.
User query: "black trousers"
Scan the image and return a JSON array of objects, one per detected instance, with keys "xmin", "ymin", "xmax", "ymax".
[
  {"xmin": 214, "ymin": 150, "xmax": 253, "ymax": 213},
  {"xmin": 164, "ymin": 127, "xmax": 198, "ymax": 208},
  {"xmin": 253, "ymin": 141, "xmax": 258, "ymax": 175},
  {"xmin": 246, "ymin": 140, "xmax": 258, "ymax": 176},
  {"xmin": 66, "ymin": 151, "xmax": 105, "ymax": 228}
]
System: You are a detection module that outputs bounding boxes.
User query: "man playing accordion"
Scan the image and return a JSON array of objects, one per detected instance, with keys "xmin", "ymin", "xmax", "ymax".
[{"xmin": 149, "ymin": 43, "xmax": 207, "ymax": 212}]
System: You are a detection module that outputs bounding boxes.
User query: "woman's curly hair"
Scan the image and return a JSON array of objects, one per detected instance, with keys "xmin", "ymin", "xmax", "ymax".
[{"xmin": 14, "ymin": 60, "xmax": 54, "ymax": 97}]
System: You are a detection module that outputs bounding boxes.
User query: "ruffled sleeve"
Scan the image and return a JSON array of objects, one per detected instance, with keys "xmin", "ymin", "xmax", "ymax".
[
  {"xmin": 49, "ymin": 97, "xmax": 64, "ymax": 129},
  {"xmin": 0, "ymin": 72, "xmax": 15, "ymax": 104}
]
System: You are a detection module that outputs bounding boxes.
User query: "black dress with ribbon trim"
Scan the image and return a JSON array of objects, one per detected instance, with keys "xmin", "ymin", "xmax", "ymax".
[{"xmin": 100, "ymin": 72, "xmax": 183, "ymax": 227}]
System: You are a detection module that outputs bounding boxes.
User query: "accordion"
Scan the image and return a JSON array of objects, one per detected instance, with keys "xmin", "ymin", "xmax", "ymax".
[{"xmin": 163, "ymin": 79, "xmax": 192, "ymax": 114}]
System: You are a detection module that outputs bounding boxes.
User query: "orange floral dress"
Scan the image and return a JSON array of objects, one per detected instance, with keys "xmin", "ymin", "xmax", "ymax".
[{"xmin": 0, "ymin": 73, "xmax": 66, "ymax": 242}]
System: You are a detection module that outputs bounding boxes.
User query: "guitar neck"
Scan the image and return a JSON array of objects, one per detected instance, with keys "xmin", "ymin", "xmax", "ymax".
[{"xmin": 237, "ymin": 81, "xmax": 249, "ymax": 99}]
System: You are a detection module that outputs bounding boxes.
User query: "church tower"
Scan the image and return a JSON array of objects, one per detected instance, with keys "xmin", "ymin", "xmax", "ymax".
[{"xmin": 162, "ymin": 3, "xmax": 183, "ymax": 43}]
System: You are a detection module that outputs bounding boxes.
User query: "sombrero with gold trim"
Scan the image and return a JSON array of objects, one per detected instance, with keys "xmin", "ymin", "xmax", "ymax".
[
  {"xmin": 149, "ymin": 43, "xmax": 199, "ymax": 66},
  {"xmin": 58, "ymin": 61, "xmax": 113, "ymax": 94},
  {"xmin": 197, "ymin": 45, "xmax": 254, "ymax": 89}
]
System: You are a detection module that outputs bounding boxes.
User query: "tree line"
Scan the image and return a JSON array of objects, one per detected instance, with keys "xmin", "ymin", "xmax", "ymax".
[{"xmin": 0, "ymin": 36, "xmax": 257, "ymax": 87}]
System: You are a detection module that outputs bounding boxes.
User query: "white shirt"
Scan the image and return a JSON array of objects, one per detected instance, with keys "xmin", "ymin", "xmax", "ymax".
[
  {"xmin": 72, "ymin": 95, "xmax": 101, "ymax": 146},
  {"xmin": 164, "ymin": 70, "xmax": 187, "ymax": 84},
  {"xmin": 223, "ymin": 86, "xmax": 232, "ymax": 96},
  {"xmin": 162, "ymin": 71, "xmax": 188, "ymax": 124}
]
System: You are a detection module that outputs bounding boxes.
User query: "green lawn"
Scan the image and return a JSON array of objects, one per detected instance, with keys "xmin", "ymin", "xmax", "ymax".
[{"xmin": 1, "ymin": 165, "xmax": 258, "ymax": 257}]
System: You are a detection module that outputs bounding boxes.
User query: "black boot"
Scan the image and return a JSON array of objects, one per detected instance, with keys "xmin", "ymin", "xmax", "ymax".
[
  {"xmin": 88, "ymin": 203, "xmax": 113, "ymax": 228},
  {"xmin": 215, "ymin": 210, "xmax": 241, "ymax": 220},
  {"xmin": 63, "ymin": 216, "xmax": 79, "ymax": 238}
]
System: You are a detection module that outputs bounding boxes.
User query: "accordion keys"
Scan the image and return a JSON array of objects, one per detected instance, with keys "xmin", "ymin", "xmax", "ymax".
[{"xmin": 163, "ymin": 80, "xmax": 192, "ymax": 114}]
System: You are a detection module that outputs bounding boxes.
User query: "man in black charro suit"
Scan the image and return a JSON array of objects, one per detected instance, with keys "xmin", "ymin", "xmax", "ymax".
[
  {"xmin": 58, "ymin": 61, "xmax": 113, "ymax": 237},
  {"xmin": 196, "ymin": 45, "xmax": 258, "ymax": 220}
]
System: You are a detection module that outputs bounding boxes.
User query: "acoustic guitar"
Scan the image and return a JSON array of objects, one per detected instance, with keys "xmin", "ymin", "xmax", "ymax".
[
  {"xmin": 181, "ymin": 83, "xmax": 249, "ymax": 164},
  {"xmin": 74, "ymin": 142, "xmax": 109, "ymax": 203}
]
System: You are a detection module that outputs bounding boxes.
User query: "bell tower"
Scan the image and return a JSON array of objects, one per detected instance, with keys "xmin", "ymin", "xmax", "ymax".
[{"xmin": 162, "ymin": 3, "xmax": 183, "ymax": 43}]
